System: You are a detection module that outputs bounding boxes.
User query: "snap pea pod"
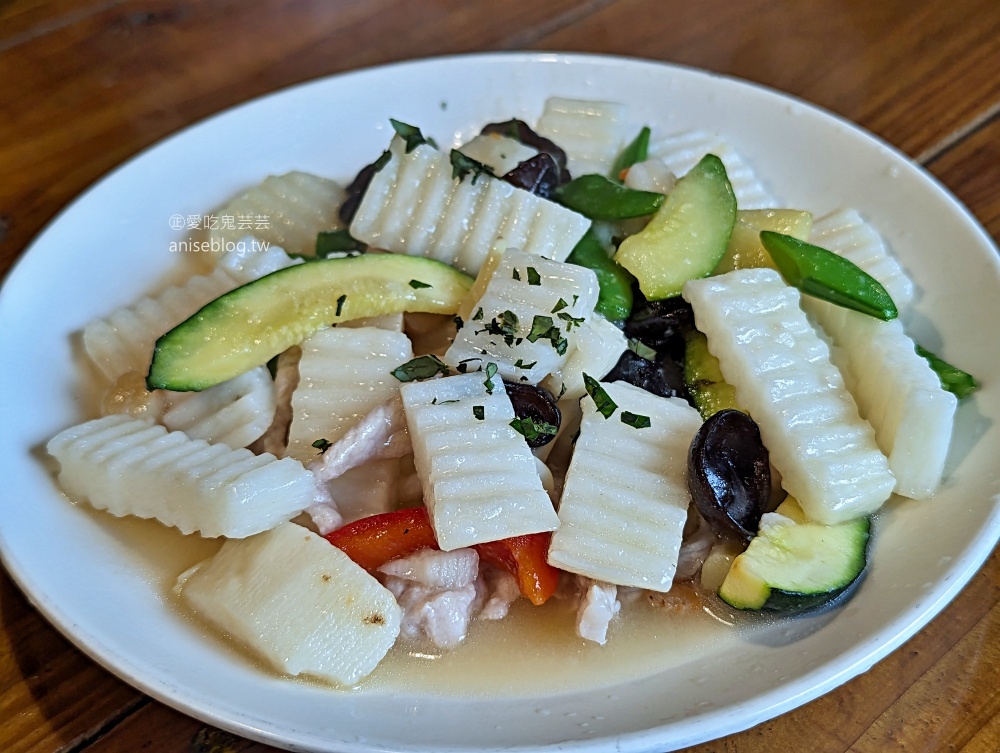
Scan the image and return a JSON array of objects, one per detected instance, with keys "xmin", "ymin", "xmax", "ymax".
[
  {"xmin": 610, "ymin": 126, "xmax": 651, "ymax": 180},
  {"xmin": 915, "ymin": 345, "xmax": 979, "ymax": 399},
  {"xmin": 555, "ymin": 174, "xmax": 664, "ymax": 220},
  {"xmin": 759, "ymin": 231, "xmax": 897, "ymax": 321},
  {"xmin": 566, "ymin": 227, "xmax": 634, "ymax": 323}
]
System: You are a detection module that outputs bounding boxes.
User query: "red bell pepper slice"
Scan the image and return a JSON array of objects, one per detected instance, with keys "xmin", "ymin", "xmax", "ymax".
[
  {"xmin": 323, "ymin": 506, "xmax": 438, "ymax": 572},
  {"xmin": 475, "ymin": 532, "xmax": 560, "ymax": 606},
  {"xmin": 325, "ymin": 507, "xmax": 561, "ymax": 605}
]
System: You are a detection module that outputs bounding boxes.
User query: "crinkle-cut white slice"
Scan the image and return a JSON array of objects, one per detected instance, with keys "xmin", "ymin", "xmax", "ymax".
[
  {"xmin": 285, "ymin": 327, "xmax": 413, "ymax": 463},
  {"xmin": 647, "ymin": 131, "xmax": 777, "ymax": 209},
  {"xmin": 443, "ymin": 248, "xmax": 599, "ymax": 384},
  {"xmin": 162, "ymin": 366, "xmax": 276, "ymax": 449},
  {"xmin": 807, "ymin": 302, "xmax": 956, "ymax": 499},
  {"xmin": 350, "ymin": 136, "xmax": 589, "ymax": 275},
  {"xmin": 400, "ymin": 373, "xmax": 559, "ymax": 551},
  {"xmin": 175, "ymin": 522, "xmax": 400, "ymax": 686},
  {"xmin": 542, "ymin": 315, "xmax": 627, "ymax": 400},
  {"xmin": 683, "ymin": 269, "xmax": 895, "ymax": 524},
  {"xmin": 83, "ymin": 266, "xmax": 237, "ymax": 383},
  {"xmin": 809, "ymin": 208, "xmax": 915, "ymax": 311},
  {"xmin": 209, "ymin": 171, "xmax": 344, "ymax": 257},
  {"xmin": 46, "ymin": 415, "xmax": 317, "ymax": 537},
  {"xmin": 216, "ymin": 238, "xmax": 303, "ymax": 284},
  {"xmin": 534, "ymin": 97, "xmax": 629, "ymax": 177},
  {"xmin": 548, "ymin": 382, "xmax": 701, "ymax": 591},
  {"xmin": 623, "ymin": 158, "xmax": 677, "ymax": 195},
  {"xmin": 458, "ymin": 133, "xmax": 538, "ymax": 176}
]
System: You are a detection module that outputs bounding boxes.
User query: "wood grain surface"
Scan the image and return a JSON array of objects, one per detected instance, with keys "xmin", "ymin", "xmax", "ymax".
[{"xmin": 1, "ymin": 1, "xmax": 998, "ymax": 751}]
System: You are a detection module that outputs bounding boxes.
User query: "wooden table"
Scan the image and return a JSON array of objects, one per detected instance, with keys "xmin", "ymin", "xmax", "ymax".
[{"xmin": 2, "ymin": 1, "xmax": 998, "ymax": 751}]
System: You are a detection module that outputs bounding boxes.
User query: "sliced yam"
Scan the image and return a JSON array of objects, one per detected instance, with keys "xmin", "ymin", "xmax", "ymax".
[
  {"xmin": 810, "ymin": 303, "xmax": 956, "ymax": 498},
  {"xmin": 535, "ymin": 97, "xmax": 629, "ymax": 177},
  {"xmin": 809, "ymin": 208, "xmax": 915, "ymax": 311},
  {"xmin": 683, "ymin": 269, "xmax": 895, "ymax": 524},
  {"xmin": 400, "ymin": 373, "xmax": 558, "ymax": 551},
  {"xmin": 47, "ymin": 415, "xmax": 317, "ymax": 537},
  {"xmin": 209, "ymin": 171, "xmax": 345, "ymax": 258},
  {"xmin": 285, "ymin": 327, "xmax": 413, "ymax": 463},
  {"xmin": 176, "ymin": 522, "xmax": 401, "ymax": 686},
  {"xmin": 443, "ymin": 248, "xmax": 599, "ymax": 384},
  {"xmin": 83, "ymin": 266, "xmax": 237, "ymax": 383},
  {"xmin": 350, "ymin": 136, "xmax": 589, "ymax": 274},
  {"xmin": 647, "ymin": 130, "xmax": 777, "ymax": 209},
  {"xmin": 162, "ymin": 366, "xmax": 276, "ymax": 449},
  {"xmin": 547, "ymin": 382, "xmax": 702, "ymax": 591}
]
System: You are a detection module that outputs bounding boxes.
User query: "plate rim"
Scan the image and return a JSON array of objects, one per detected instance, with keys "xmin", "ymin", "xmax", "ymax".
[{"xmin": 2, "ymin": 50, "xmax": 999, "ymax": 753}]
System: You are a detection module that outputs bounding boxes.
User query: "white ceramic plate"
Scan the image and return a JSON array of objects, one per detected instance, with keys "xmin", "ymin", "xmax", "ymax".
[{"xmin": 2, "ymin": 53, "xmax": 999, "ymax": 753}]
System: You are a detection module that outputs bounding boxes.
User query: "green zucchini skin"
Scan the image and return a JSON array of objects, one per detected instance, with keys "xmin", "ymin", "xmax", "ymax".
[
  {"xmin": 147, "ymin": 254, "xmax": 472, "ymax": 392},
  {"xmin": 718, "ymin": 499, "xmax": 871, "ymax": 616},
  {"xmin": 757, "ymin": 549, "xmax": 869, "ymax": 616}
]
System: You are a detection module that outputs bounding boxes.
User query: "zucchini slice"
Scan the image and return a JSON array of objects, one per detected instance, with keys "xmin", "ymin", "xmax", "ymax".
[
  {"xmin": 614, "ymin": 154, "xmax": 736, "ymax": 300},
  {"xmin": 719, "ymin": 498, "xmax": 869, "ymax": 614},
  {"xmin": 682, "ymin": 329, "xmax": 740, "ymax": 419},
  {"xmin": 147, "ymin": 254, "xmax": 472, "ymax": 392}
]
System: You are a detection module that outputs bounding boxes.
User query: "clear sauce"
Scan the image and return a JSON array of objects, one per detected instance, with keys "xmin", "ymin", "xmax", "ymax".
[
  {"xmin": 86, "ymin": 505, "xmax": 747, "ymax": 697},
  {"xmin": 363, "ymin": 593, "xmax": 737, "ymax": 697}
]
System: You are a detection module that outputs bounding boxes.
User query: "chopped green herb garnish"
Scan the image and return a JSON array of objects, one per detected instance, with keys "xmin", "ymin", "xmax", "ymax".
[
  {"xmin": 557, "ymin": 311, "xmax": 585, "ymax": 330},
  {"xmin": 513, "ymin": 358, "xmax": 537, "ymax": 369},
  {"xmin": 610, "ymin": 126, "xmax": 651, "ymax": 180},
  {"xmin": 372, "ymin": 149, "xmax": 392, "ymax": 172},
  {"xmin": 551, "ymin": 298, "xmax": 569, "ymax": 313},
  {"xmin": 315, "ymin": 229, "xmax": 366, "ymax": 257},
  {"xmin": 512, "ymin": 268, "xmax": 521, "ymax": 281},
  {"xmin": 557, "ymin": 382, "xmax": 567, "ymax": 399},
  {"xmin": 526, "ymin": 315, "xmax": 568, "ymax": 354},
  {"xmin": 583, "ymin": 373, "xmax": 617, "ymax": 418},
  {"xmin": 431, "ymin": 397, "xmax": 459, "ymax": 405},
  {"xmin": 450, "ymin": 150, "xmax": 498, "ymax": 184},
  {"xmin": 916, "ymin": 344, "xmax": 979, "ymax": 399},
  {"xmin": 627, "ymin": 338, "xmax": 657, "ymax": 361},
  {"xmin": 335, "ymin": 294, "xmax": 347, "ymax": 317},
  {"xmin": 391, "ymin": 354, "xmax": 451, "ymax": 382},
  {"xmin": 509, "ymin": 416, "xmax": 559, "ymax": 442},
  {"xmin": 311, "ymin": 438, "xmax": 332, "ymax": 453},
  {"xmin": 409, "ymin": 279, "xmax": 432, "ymax": 289},
  {"xmin": 390, "ymin": 119, "xmax": 430, "ymax": 153},
  {"xmin": 472, "ymin": 307, "xmax": 484, "ymax": 321},
  {"xmin": 527, "ymin": 315, "xmax": 555, "ymax": 342},
  {"xmin": 453, "ymin": 315, "xmax": 464, "ymax": 330},
  {"xmin": 483, "ymin": 362, "xmax": 499, "ymax": 394},
  {"xmin": 621, "ymin": 411, "xmax": 651, "ymax": 429},
  {"xmin": 473, "ymin": 405, "xmax": 485, "ymax": 421},
  {"xmin": 526, "ymin": 267, "xmax": 541, "ymax": 286},
  {"xmin": 479, "ymin": 310, "xmax": 519, "ymax": 346}
]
